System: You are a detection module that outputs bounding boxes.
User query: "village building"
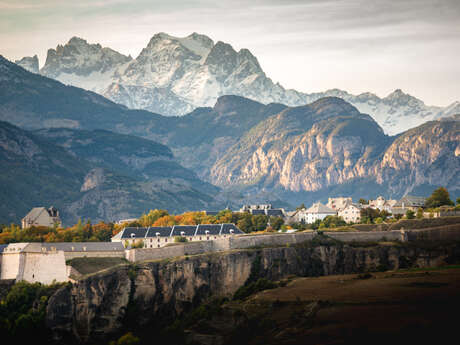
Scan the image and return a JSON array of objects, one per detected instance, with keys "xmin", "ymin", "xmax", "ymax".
[
  {"xmin": 239, "ymin": 204, "xmax": 286, "ymax": 217},
  {"xmin": 294, "ymin": 202, "xmax": 337, "ymax": 224},
  {"xmin": 111, "ymin": 223, "xmax": 244, "ymax": 248},
  {"xmin": 338, "ymin": 204, "xmax": 362, "ymax": 223},
  {"xmin": 392, "ymin": 195, "xmax": 427, "ymax": 215},
  {"xmin": 327, "ymin": 197, "xmax": 353, "ymax": 211},
  {"xmin": 367, "ymin": 196, "xmax": 397, "ymax": 212},
  {"xmin": 21, "ymin": 206, "xmax": 62, "ymax": 229}
]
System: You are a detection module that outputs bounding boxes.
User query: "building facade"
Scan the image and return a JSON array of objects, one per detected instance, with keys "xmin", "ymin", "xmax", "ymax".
[
  {"xmin": 294, "ymin": 202, "xmax": 337, "ymax": 224},
  {"xmin": 112, "ymin": 223, "xmax": 244, "ymax": 248},
  {"xmin": 392, "ymin": 195, "xmax": 427, "ymax": 215},
  {"xmin": 21, "ymin": 206, "xmax": 62, "ymax": 229},
  {"xmin": 239, "ymin": 204, "xmax": 285, "ymax": 217},
  {"xmin": 338, "ymin": 204, "xmax": 362, "ymax": 223},
  {"xmin": 327, "ymin": 197, "xmax": 352, "ymax": 211}
]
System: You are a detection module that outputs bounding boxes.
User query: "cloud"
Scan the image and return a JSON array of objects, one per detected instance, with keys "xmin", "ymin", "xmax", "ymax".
[{"xmin": 0, "ymin": 0, "xmax": 459, "ymax": 105}]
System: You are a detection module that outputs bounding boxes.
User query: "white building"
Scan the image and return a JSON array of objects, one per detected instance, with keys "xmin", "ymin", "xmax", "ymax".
[
  {"xmin": 0, "ymin": 242, "xmax": 125, "ymax": 284},
  {"xmin": 294, "ymin": 202, "xmax": 337, "ymax": 224},
  {"xmin": 112, "ymin": 224, "xmax": 244, "ymax": 248},
  {"xmin": 21, "ymin": 206, "xmax": 61, "ymax": 229},
  {"xmin": 327, "ymin": 197, "xmax": 353, "ymax": 211},
  {"xmin": 367, "ymin": 196, "xmax": 397, "ymax": 212},
  {"xmin": 338, "ymin": 204, "xmax": 362, "ymax": 223}
]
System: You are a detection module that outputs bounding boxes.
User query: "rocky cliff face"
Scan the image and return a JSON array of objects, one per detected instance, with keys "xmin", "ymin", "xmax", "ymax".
[
  {"xmin": 210, "ymin": 97, "xmax": 390, "ymax": 192},
  {"xmin": 374, "ymin": 117, "xmax": 460, "ymax": 196},
  {"xmin": 14, "ymin": 55, "xmax": 39, "ymax": 73},
  {"xmin": 46, "ymin": 242, "xmax": 460, "ymax": 343},
  {"xmin": 30, "ymin": 34, "xmax": 458, "ymax": 134},
  {"xmin": 0, "ymin": 119, "xmax": 224, "ymax": 225}
]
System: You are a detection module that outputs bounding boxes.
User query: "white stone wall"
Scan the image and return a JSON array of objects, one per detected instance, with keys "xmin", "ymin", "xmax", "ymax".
[
  {"xmin": 0, "ymin": 253, "xmax": 22, "ymax": 280},
  {"xmin": 20, "ymin": 251, "xmax": 68, "ymax": 284}
]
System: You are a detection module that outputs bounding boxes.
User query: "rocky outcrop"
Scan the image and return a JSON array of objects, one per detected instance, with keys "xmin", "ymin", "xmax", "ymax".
[
  {"xmin": 15, "ymin": 55, "xmax": 39, "ymax": 74},
  {"xmin": 45, "ymin": 242, "xmax": 460, "ymax": 343}
]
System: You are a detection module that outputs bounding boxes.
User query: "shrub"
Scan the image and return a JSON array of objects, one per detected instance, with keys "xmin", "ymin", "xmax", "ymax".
[
  {"xmin": 130, "ymin": 240, "xmax": 144, "ymax": 249},
  {"xmin": 233, "ymin": 278, "xmax": 277, "ymax": 300},
  {"xmin": 405, "ymin": 210, "xmax": 415, "ymax": 219},
  {"xmin": 174, "ymin": 236, "xmax": 188, "ymax": 243}
]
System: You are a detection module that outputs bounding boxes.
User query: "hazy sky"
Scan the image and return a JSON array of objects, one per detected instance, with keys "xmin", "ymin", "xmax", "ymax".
[{"xmin": 1, "ymin": 0, "xmax": 459, "ymax": 106}]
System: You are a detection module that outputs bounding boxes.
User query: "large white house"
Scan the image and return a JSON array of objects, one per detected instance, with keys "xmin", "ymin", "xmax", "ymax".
[
  {"xmin": 294, "ymin": 202, "xmax": 337, "ymax": 224},
  {"xmin": 338, "ymin": 204, "xmax": 362, "ymax": 223}
]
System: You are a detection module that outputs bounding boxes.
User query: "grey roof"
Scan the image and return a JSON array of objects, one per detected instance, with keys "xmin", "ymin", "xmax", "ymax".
[
  {"xmin": 221, "ymin": 223, "xmax": 244, "ymax": 235},
  {"xmin": 266, "ymin": 209, "xmax": 284, "ymax": 217},
  {"xmin": 172, "ymin": 225, "xmax": 197, "ymax": 237},
  {"xmin": 196, "ymin": 224, "xmax": 222, "ymax": 235},
  {"xmin": 0, "ymin": 242, "xmax": 125, "ymax": 253},
  {"xmin": 41, "ymin": 242, "xmax": 125, "ymax": 252},
  {"xmin": 146, "ymin": 227, "xmax": 173, "ymax": 237},
  {"xmin": 204, "ymin": 211, "xmax": 219, "ymax": 216},
  {"xmin": 115, "ymin": 224, "xmax": 243, "ymax": 240},
  {"xmin": 120, "ymin": 227, "xmax": 148, "ymax": 239},
  {"xmin": 251, "ymin": 209, "xmax": 266, "ymax": 215},
  {"xmin": 394, "ymin": 195, "xmax": 426, "ymax": 207}
]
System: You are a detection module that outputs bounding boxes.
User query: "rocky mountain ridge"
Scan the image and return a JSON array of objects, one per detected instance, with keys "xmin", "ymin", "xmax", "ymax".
[
  {"xmin": 19, "ymin": 33, "xmax": 459, "ymax": 134},
  {"xmin": 1, "ymin": 56, "xmax": 458, "ymax": 211},
  {"xmin": 0, "ymin": 119, "xmax": 225, "ymax": 224}
]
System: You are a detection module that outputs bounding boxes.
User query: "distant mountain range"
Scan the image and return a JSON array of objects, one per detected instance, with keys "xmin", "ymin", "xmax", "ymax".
[
  {"xmin": 15, "ymin": 33, "xmax": 460, "ymax": 135},
  {"xmin": 1, "ymin": 55, "xmax": 458, "ymax": 223},
  {"xmin": 0, "ymin": 119, "xmax": 228, "ymax": 225}
]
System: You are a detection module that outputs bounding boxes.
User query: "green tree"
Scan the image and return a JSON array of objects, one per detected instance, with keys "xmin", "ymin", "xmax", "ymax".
[
  {"xmin": 456, "ymin": 197, "xmax": 460, "ymax": 205},
  {"xmin": 296, "ymin": 203, "xmax": 306, "ymax": 210},
  {"xmin": 269, "ymin": 216, "xmax": 284, "ymax": 230},
  {"xmin": 251, "ymin": 214, "xmax": 268, "ymax": 231},
  {"xmin": 416, "ymin": 208, "xmax": 424, "ymax": 219},
  {"xmin": 425, "ymin": 187, "xmax": 454, "ymax": 208},
  {"xmin": 405, "ymin": 210, "xmax": 415, "ymax": 219},
  {"xmin": 359, "ymin": 198, "xmax": 368, "ymax": 205},
  {"xmin": 360, "ymin": 208, "xmax": 380, "ymax": 224}
]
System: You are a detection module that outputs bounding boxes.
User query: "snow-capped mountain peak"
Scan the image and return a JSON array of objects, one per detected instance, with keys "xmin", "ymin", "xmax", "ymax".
[{"xmin": 30, "ymin": 33, "xmax": 459, "ymax": 135}]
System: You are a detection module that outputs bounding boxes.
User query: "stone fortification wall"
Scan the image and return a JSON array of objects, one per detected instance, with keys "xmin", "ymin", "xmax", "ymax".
[
  {"xmin": 63, "ymin": 251, "xmax": 125, "ymax": 261},
  {"xmin": 405, "ymin": 224, "xmax": 460, "ymax": 241},
  {"xmin": 326, "ymin": 230, "xmax": 403, "ymax": 242},
  {"xmin": 21, "ymin": 251, "xmax": 67, "ymax": 284},
  {"xmin": 0, "ymin": 251, "xmax": 67, "ymax": 283},
  {"xmin": 126, "ymin": 241, "xmax": 219, "ymax": 262},
  {"xmin": 0, "ymin": 253, "xmax": 22, "ymax": 280},
  {"xmin": 126, "ymin": 226, "xmax": 460, "ymax": 263}
]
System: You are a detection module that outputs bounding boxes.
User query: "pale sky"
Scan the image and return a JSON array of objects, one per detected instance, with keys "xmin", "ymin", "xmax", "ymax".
[{"xmin": 1, "ymin": 0, "xmax": 459, "ymax": 106}]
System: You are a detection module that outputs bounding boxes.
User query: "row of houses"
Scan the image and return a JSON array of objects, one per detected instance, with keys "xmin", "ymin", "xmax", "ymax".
[
  {"xmin": 111, "ymin": 223, "xmax": 244, "ymax": 248},
  {"xmin": 291, "ymin": 195, "xmax": 428, "ymax": 224}
]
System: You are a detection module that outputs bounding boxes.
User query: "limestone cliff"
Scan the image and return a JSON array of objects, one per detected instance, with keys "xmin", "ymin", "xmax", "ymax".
[{"xmin": 46, "ymin": 242, "xmax": 460, "ymax": 343}]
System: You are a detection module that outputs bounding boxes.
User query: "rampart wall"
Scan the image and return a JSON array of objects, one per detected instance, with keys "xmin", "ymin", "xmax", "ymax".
[
  {"xmin": 21, "ymin": 251, "xmax": 67, "ymax": 284},
  {"xmin": 125, "ymin": 226, "xmax": 460, "ymax": 262},
  {"xmin": 63, "ymin": 251, "xmax": 125, "ymax": 260}
]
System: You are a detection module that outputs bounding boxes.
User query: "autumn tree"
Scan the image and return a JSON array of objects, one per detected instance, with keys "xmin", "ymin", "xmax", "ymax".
[{"xmin": 425, "ymin": 187, "xmax": 454, "ymax": 208}]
